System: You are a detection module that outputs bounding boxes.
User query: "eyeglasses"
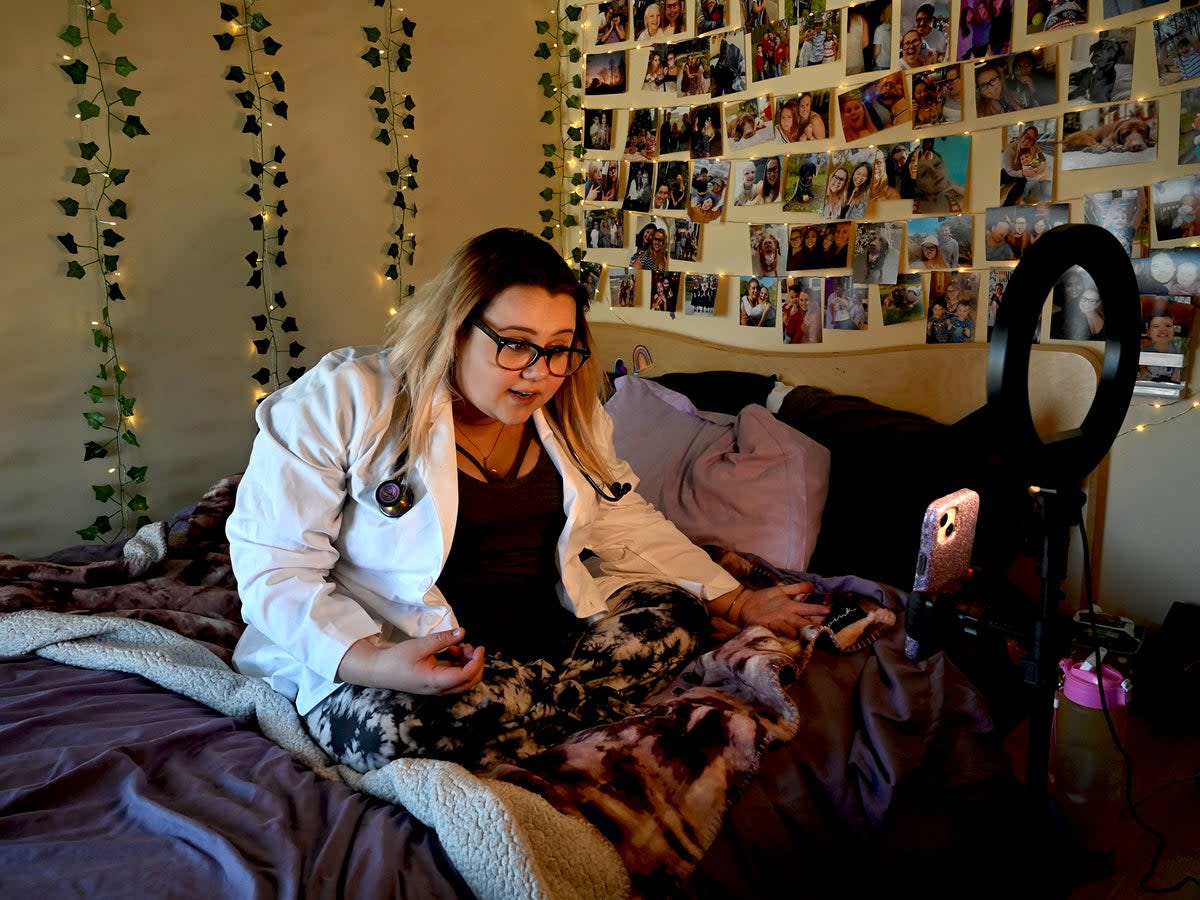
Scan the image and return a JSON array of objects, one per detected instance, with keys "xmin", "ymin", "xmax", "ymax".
[
  {"xmin": 470, "ymin": 317, "xmax": 590, "ymax": 377},
  {"xmin": 902, "ymin": 39, "xmax": 922, "ymax": 49},
  {"xmin": 978, "ymin": 77, "xmax": 1001, "ymax": 89}
]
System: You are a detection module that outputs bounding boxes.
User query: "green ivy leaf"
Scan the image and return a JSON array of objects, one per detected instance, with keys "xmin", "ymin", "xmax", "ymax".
[
  {"xmin": 57, "ymin": 234, "xmax": 79, "ymax": 253},
  {"xmin": 83, "ymin": 441, "xmax": 108, "ymax": 461},
  {"xmin": 116, "ymin": 86, "xmax": 141, "ymax": 106},
  {"xmin": 534, "ymin": 42, "xmax": 552, "ymax": 60},
  {"xmin": 538, "ymin": 73, "xmax": 553, "ymax": 87},
  {"xmin": 127, "ymin": 466, "xmax": 148, "ymax": 484},
  {"xmin": 363, "ymin": 26, "xmax": 381, "ymax": 42},
  {"xmin": 103, "ymin": 254, "xmax": 119, "ymax": 272},
  {"xmin": 569, "ymin": 192, "xmax": 583, "ymax": 204},
  {"xmin": 121, "ymin": 430, "xmax": 140, "ymax": 448},
  {"xmin": 541, "ymin": 82, "xmax": 556, "ymax": 98},
  {"xmin": 92, "ymin": 484, "xmax": 116, "ymax": 503},
  {"xmin": 568, "ymin": 48, "xmax": 582, "ymax": 63},
  {"xmin": 108, "ymin": 199, "xmax": 127, "ymax": 219},
  {"xmin": 565, "ymin": 5, "xmax": 584, "ymax": 21},
  {"xmin": 561, "ymin": 30, "xmax": 577, "ymax": 45},
  {"xmin": 93, "ymin": 329, "xmax": 110, "ymax": 350},
  {"xmin": 59, "ymin": 25, "xmax": 83, "ymax": 47},
  {"xmin": 401, "ymin": 18, "xmax": 416, "ymax": 37},
  {"xmin": 571, "ymin": 74, "xmax": 583, "ymax": 89},
  {"xmin": 101, "ymin": 228, "xmax": 125, "ymax": 247},
  {"xmin": 369, "ymin": 86, "xmax": 386, "ymax": 102},
  {"xmin": 566, "ymin": 126, "xmax": 582, "ymax": 141},
  {"xmin": 77, "ymin": 100, "xmax": 101, "ymax": 121},
  {"xmin": 105, "ymin": 13, "xmax": 122, "ymax": 35},
  {"xmin": 535, "ymin": 20, "xmax": 551, "ymax": 34},
  {"xmin": 571, "ymin": 172, "xmax": 585, "ymax": 185},
  {"xmin": 84, "ymin": 412, "xmax": 107, "ymax": 430},
  {"xmin": 563, "ymin": 214, "xmax": 579, "ymax": 227},
  {"xmin": 570, "ymin": 246, "xmax": 585, "ymax": 262},
  {"xmin": 542, "ymin": 144, "xmax": 557, "ymax": 157},
  {"xmin": 540, "ymin": 187, "xmax": 554, "ymax": 201},
  {"xmin": 540, "ymin": 226, "xmax": 555, "ymax": 240},
  {"xmin": 67, "ymin": 261, "xmax": 87, "ymax": 279},
  {"xmin": 98, "ymin": 0, "xmax": 113, "ymax": 8},
  {"xmin": 375, "ymin": 129, "xmax": 391, "ymax": 146},
  {"xmin": 406, "ymin": 175, "xmax": 418, "ymax": 189},
  {"xmin": 539, "ymin": 162, "xmax": 556, "ymax": 177},
  {"xmin": 213, "ymin": 33, "xmax": 235, "ymax": 51},
  {"xmin": 262, "ymin": 37, "xmax": 282, "ymax": 55},
  {"xmin": 565, "ymin": 95, "xmax": 581, "ymax": 109},
  {"xmin": 59, "ymin": 59, "xmax": 89, "ymax": 85},
  {"xmin": 539, "ymin": 209, "xmax": 554, "ymax": 222},
  {"xmin": 361, "ymin": 47, "xmax": 382, "ymax": 67},
  {"xmin": 540, "ymin": 110, "xmax": 555, "ymax": 124},
  {"xmin": 404, "ymin": 96, "xmax": 416, "ymax": 111},
  {"xmin": 219, "ymin": 3, "xmax": 238, "ymax": 21},
  {"xmin": 121, "ymin": 115, "xmax": 150, "ymax": 138},
  {"xmin": 58, "ymin": 198, "xmax": 80, "ymax": 216},
  {"xmin": 86, "ymin": 386, "xmax": 104, "ymax": 403},
  {"xmin": 374, "ymin": 107, "xmax": 389, "ymax": 123},
  {"xmin": 79, "ymin": 141, "xmax": 100, "ymax": 159},
  {"xmin": 76, "ymin": 524, "xmax": 101, "ymax": 542},
  {"xmin": 225, "ymin": 64, "xmax": 246, "ymax": 82},
  {"xmin": 113, "ymin": 56, "xmax": 137, "ymax": 76},
  {"xmin": 109, "ymin": 168, "xmax": 130, "ymax": 185},
  {"xmin": 71, "ymin": 167, "xmax": 91, "ymax": 186},
  {"xmin": 117, "ymin": 395, "xmax": 135, "ymax": 417},
  {"xmin": 113, "ymin": 364, "xmax": 127, "ymax": 384},
  {"xmin": 572, "ymin": 144, "xmax": 585, "ymax": 158},
  {"xmin": 108, "ymin": 282, "xmax": 125, "ymax": 301},
  {"xmin": 400, "ymin": 114, "xmax": 414, "ymax": 129},
  {"xmin": 97, "ymin": 363, "xmax": 109, "ymax": 380},
  {"xmin": 249, "ymin": 13, "xmax": 271, "ymax": 31},
  {"xmin": 126, "ymin": 494, "xmax": 149, "ymax": 512}
]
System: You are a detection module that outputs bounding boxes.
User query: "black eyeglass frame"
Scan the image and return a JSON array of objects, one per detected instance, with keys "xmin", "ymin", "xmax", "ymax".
[{"xmin": 469, "ymin": 316, "xmax": 591, "ymax": 376}]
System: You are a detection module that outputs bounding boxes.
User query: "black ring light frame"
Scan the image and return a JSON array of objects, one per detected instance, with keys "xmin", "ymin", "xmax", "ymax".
[{"xmin": 982, "ymin": 222, "xmax": 1141, "ymax": 801}]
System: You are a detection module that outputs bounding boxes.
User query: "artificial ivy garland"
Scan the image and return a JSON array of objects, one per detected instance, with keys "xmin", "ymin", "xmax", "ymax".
[
  {"xmin": 363, "ymin": 1, "xmax": 418, "ymax": 299},
  {"xmin": 534, "ymin": 5, "xmax": 587, "ymax": 266},
  {"xmin": 213, "ymin": 1, "xmax": 306, "ymax": 395},
  {"xmin": 56, "ymin": 0, "xmax": 151, "ymax": 543}
]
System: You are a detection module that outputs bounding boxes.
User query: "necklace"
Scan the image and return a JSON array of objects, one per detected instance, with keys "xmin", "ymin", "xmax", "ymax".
[{"xmin": 456, "ymin": 422, "xmax": 506, "ymax": 475}]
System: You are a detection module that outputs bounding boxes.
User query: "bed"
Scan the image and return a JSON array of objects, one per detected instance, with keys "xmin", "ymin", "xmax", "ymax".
[{"xmin": 0, "ymin": 326, "xmax": 1106, "ymax": 900}]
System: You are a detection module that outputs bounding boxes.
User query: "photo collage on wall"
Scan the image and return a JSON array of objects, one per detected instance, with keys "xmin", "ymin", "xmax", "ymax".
[{"xmin": 579, "ymin": 0, "xmax": 1196, "ymax": 366}]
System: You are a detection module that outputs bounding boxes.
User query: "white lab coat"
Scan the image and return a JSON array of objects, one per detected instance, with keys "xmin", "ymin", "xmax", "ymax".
[{"xmin": 227, "ymin": 346, "xmax": 739, "ymax": 714}]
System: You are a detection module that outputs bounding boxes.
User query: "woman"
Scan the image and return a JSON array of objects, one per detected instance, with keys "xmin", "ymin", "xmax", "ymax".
[
  {"xmin": 774, "ymin": 98, "xmax": 801, "ymax": 143},
  {"xmin": 637, "ymin": 2, "xmax": 664, "ymax": 40},
  {"xmin": 597, "ymin": 4, "xmax": 627, "ymax": 43},
  {"xmin": 669, "ymin": 172, "xmax": 688, "ymax": 208},
  {"xmin": 757, "ymin": 156, "xmax": 783, "ymax": 203},
  {"xmin": 915, "ymin": 234, "xmax": 947, "ymax": 269},
  {"xmin": 741, "ymin": 277, "xmax": 772, "ymax": 325},
  {"xmin": 822, "ymin": 165, "xmax": 851, "ymax": 218},
  {"xmin": 785, "ymin": 226, "xmax": 807, "ymax": 270},
  {"xmin": 912, "ymin": 150, "xmax": 965, "ymax": 213},
  {"xmin": 228, "ymin": 228, "xmax": 823, "ymax": 775},
  {"xmin": 843, "ymin": 161, "xmax": 872, "ymax": 219},
  {"xmin": 974, "ymin": 61, "xmax": 1020, "ymax": 117},
  {"xmin": 838, "ymin": 92, "xmax": 878, "ymax": 141},
  {"xmin": 584, "ymin": 160, "xmax": 607, "ymax": 202},
  {"xmin": 630, "ymin": 222, "xmax": 660, "ymax": 271},
  {"xmin": 643, "ymin": 49, "xmax": 667, "ymax": 90},
  {"xmin": 796, "ymin": 92, "xmax": 827, "ymax": 140},
  {"xmin": 663, "ymin": 0, "xmax": 687, "ymax": 33}
]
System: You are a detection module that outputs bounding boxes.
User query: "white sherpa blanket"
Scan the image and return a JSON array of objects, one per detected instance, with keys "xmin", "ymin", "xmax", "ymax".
[{"xmin": 0, "ymin": 608, "xmax": 630, "ymax": 900}]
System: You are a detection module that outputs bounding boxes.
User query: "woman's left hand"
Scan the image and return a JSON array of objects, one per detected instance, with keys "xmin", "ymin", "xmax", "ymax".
[{"xmin": 734, "ymin": 582, "xmax": 831, "ymax": 638}]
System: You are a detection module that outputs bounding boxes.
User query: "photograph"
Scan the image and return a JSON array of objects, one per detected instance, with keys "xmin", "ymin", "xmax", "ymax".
[
  {"xmin": 999, "ymin": 119, "xmax": 1055, "ymax": 205},
  {"xmin": 1049, "ymin": 266, "xmax": 1106, "ymax": 341},
  {"xmin": 1153, "ymin": 8, "xmax": 1200, "ymax": 86},
  {"xmin": 579, "ymin": 261, "xmax": 603, "ymax": 306},
  {"xmin": 653, "ymin": 159, "xmax": 690, "ymax": 211},
  {"xmin": 794, "ymin": 10, "xmax": 841, "ymax": 67},
  {"xmin": 732, "ymin": 156, "xmax": 785, "ymax": 205},
  {"xmin": 622, "ymin": 160, "xmax": 655, "ymax": 212},
  {"xmin": 677, "ymin": 41, "xmax": 713, "ymax": 96},
  {"xmin": 649, "ymin": 270, "xmax": 682, "ymax": 314},
  {"xmin": 1180, "ymin": 86, "xmax": 1200, "ymax": 163},
  {"xmin": 584, "ymin": 108, "xmax": 615, "ymax": 151},
  {"xmin": 1151, "ymin": 173, "xmax": 1200, "ymax": 242},
  {"xmin": 825, "ymin": 276, "xmax": 868, "ymax": 329},
  {"xmin": 926, "ymin": 271, "xmax": 980, "ymax": 342},
  {"xmin": 899, "ymin": 0, "xmax": 951, "ymax": 66},
  {"xmin": 781, "ymin": 276, "xmax": 824, "ymax": 343},
  {"xmin": 643, "ymin": 46, "xmax": 671, "ymax": 92},
  {"xmin": 1060, "ymin": 101, "xmax": 1157, "ymax": 171},
  {"xmin": 749, "ymin": 20, "xmax": 792, "ymax": 84},
  {"xmin": 851, "ymin": 220, "xmax": 903, "ymax": 284},
  {"xmin": 635, "ymin": 1, "xmax": 669, "ymax": 42},
  {"xmin": 709, "ymin": 31, "xmax": 749, "ymax": 96},
  {"xmin": 1105, "ymin": 0, "xmax": 1165, "ymax": 17},
  {"xmin": 697, "ymin": 0, "xmax": 729, "ymax": 36},
  {"xmin": 772, "ymin": 90, "xmax": 831, "ymax": 142},
  {"xmin": 583, "ymin": 159, "xmax": 619, "ymax": 204},
  {"xmin": 624, "ymin": 107, "xmax": 660, "ymax": 160},
  {"xmin": 956, "ymin": 0, "xmax": 1014, "ymax": 61},
  {"xmin": 909, "ymin": 134, "xmax": 971, "ymax": 214},
  {"xmin": 911, "ymin": 64, "xmax": 965, "ymax": 126},
  {"xmin": 1136, "ymin": 295, "xmax": 1195, "ymax": 385},
  {"xmin": 985, "ymin": 268, "xmax": 1011, "ymax": 340},
  {"xmin": 742, "ymin": 0, "xmax": 780, "ymax": 32},
  {"xmin": 670, "ymin": 218, "xmax": 702, "ymax": 261},
  {"xmin": 785, "ymin": 221, "xmax": 852, "ymax": 269},
  {"xmin": 593, "ymin": 2, "xmax": 632, "ymax": 48},
  {"xmin": 907, "ymin": 215, "xmax": 973, "ymax": 269},
  {"xmin": 983, "ymin": 203, "xmax": 1069, "ymax": 260},
  {"xmin": 660, "ymin": 0, "xmax": 690, "ymax": 35},
  {"xmin": 1066, "ymin": 28, "xmax": 1134, "ymax": 105},
  {"xmin": 973, "ymin": 48, "xmax": 1057, "ymax": 117},
  {"xmin": 837, "ymin": 89, "xmax": 878, "ymax": 142},
  {"xmin": 688, "ymin": 157, "xmax": 731, "ymax": 222},
  {"xmin": 585, "ymin": 50, "xmax": 628, "ymax": 95},
  {"xmin": 684, "ymin": 272, "xmax": 720, "ymax": 316},
  {"xmin": 827, "ymin": 148, "xmax": 880, "ymax": 219},
  {"xmin": 1026, "ymin": 0, "xmax": 1087, "ymax": 34},
  {"xmin": 748, "ymin": 222, "xmax": 789, "ymax": 276},
  {"xmin": 1083, "ymin": 186, "xmax": 1149, "ymax": 257},
  {"xmin": 628, "ymin": 215, "xmax": 671, "ymax": 269},
  {"xmin": 658, "ymin": 105, "xmax": 695, "ymax": 154},
  {"xmin": 608, "ymin": 265, "xmax": 637, "ymax": 307},
  {"xmin": 689, "ymin": 102, "xmax": 725, "ymax": 157},
  {"xmin": 782, "ymin": 150, "xmax": 829, "ymax": 212},
  {"xmin": 881, "ymin": 273, "xmax": 926, "ymax": 325},
  {"xmin": 724, "ymin": 96, "xmax": 774, "ymax": 150},
  {"xmin": 1131, "ymin": 247, "xmax": 1200, "ymax": 294},
  {"xmin": 585, "ymin": 208, "xmax": 625, "ymax": 248},
  {"xmin": 738, "ymin": 275, "xmax": 779, "ymax": 327}
]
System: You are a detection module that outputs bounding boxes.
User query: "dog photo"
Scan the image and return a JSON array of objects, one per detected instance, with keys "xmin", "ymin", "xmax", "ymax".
[
  {"xmin": 1067, "ymin": 28, "xmax": 1134, "ymax": 105},
  {"xmin": 782, "ymin": 150, "xmax": 830, "ymax": 213},
  {"xmin": 723, "ymin": 96, "xmax": 774, "ymax": 151},
  {"xmin": 881, "ymin": 273, "xmax": 925, "ymax": 326},
  {"xmin": 1060, "ymin": 101, "xmax": 1158, "ymax": 171}
]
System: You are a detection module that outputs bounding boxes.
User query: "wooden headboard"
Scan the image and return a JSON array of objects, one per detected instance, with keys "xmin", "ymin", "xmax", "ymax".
[{"xmin": 590, "ymin": 321, "xmax": 1109, "ymax": 601}]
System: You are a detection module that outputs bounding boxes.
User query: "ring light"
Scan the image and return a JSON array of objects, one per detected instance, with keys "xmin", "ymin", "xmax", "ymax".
[{"xmin": 986, "ymin": 223, "xmax": 1141, "ymax": 488}]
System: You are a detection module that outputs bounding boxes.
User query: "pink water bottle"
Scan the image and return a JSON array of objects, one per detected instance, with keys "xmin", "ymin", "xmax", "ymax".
[{"xmin": 1050, "ymin": 654, "xmax": 1130, "ymax": 856}]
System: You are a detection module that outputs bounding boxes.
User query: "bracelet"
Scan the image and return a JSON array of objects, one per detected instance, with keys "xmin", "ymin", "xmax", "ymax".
[{"xmin": 727, "ymin": 589, "xmax": 750, "ymax": 626}]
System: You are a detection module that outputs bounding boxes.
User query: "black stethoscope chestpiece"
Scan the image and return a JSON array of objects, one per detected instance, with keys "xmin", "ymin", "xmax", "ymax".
[{"xmin": 375, "ymin": 478, "xmax": 415, "ymax": 518}]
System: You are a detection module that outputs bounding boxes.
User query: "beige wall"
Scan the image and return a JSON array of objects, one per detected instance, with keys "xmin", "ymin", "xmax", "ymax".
[{"xmin": 1, "ymin": 2, "xmax": 1195, "ymax": 626}]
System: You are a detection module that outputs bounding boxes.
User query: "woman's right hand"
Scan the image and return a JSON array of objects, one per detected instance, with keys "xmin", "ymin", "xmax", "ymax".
[{"xmin": 337, "ymin": 628, "xmax": 485, "ymax": 695}]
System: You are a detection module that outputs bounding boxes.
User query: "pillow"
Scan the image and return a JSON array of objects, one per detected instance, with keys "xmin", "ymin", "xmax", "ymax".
[
  {"xmin": 647, "ymin": 370, "xmax": 778, "ymax": 416},
  {"xmin": 606, "ymin": 376, "xmax": 830, "ymax": 572}
]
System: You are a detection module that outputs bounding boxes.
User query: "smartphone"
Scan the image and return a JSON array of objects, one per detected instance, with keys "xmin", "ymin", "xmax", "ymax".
[{"xmin": 912, "ymin": 488, "xmax": 980, "ymax": 593}]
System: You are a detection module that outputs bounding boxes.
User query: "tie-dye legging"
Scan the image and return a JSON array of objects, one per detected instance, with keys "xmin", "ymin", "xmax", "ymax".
[{"xmin": 303, "ymin": 581, "xmax": 708, "ymax": 774}]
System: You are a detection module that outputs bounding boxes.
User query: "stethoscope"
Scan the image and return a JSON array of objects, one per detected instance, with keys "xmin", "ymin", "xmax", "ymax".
[{"xmin": 374, "ymin": 442, "xmax": 631, "ymax": 518}]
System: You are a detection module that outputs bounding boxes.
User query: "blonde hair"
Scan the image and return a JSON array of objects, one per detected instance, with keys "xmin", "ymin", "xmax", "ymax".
[{"xmin": 382, "ymin": 228, "xmax": 611, "ymax": 486}]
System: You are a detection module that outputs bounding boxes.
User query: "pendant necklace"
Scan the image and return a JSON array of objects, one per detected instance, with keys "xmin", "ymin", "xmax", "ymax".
[{"xmin": 456, "ymin": 423, "xmax": 506, "ymax": 476}]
